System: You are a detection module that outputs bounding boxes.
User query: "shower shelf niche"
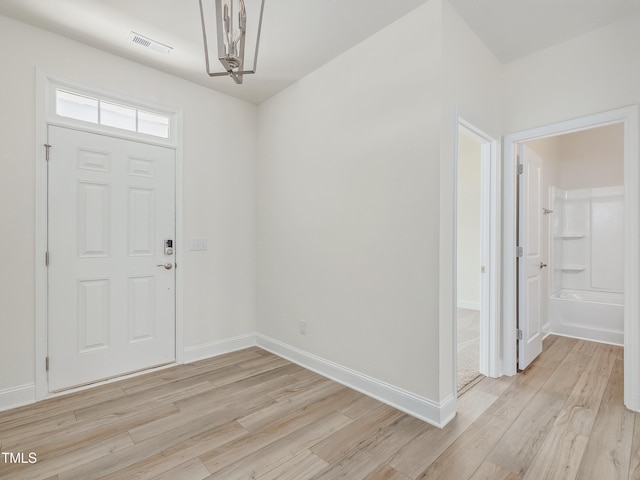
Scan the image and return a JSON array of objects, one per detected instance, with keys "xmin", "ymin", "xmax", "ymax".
[
  {"xmin": 554, "ymin": 233, "xmax": 586, "ymax": 239},
  {"xmin": 554, "ymin": 265, "xmax": 587, "ymax": 272}
]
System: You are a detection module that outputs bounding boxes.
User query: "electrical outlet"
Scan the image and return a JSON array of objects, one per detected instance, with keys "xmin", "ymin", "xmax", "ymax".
[{"xmin": 298, "ymin": 320, "xmax": 307, "ymax": 335}]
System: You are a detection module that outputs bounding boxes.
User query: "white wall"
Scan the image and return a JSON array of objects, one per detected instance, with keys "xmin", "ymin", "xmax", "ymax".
[
  {"xmin": 558, "ymin": 124, "xmax": 624, "ymax": 189},
  {"xmin": 502, "ymin": 16, "xmax": 640, "ymax": 134},
  {"xmin": 456, "ymin": 131, "xmax": 482, "ymax": 309},
  {"xmin": 0, "ymin": 15, "xmax": 257, "ymax": 402},
  {"xmin": 257, "ymin": 0, "xmax": 501, "ymax": 418},
  {"xmin": 257, "ymin": 1, "xmax": 443, "ymax": 402}
]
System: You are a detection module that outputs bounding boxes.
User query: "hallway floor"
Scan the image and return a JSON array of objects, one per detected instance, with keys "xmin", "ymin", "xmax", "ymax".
[{"xmin": 0, "ymin": 336, "xmax": 636, "ymax": 479}]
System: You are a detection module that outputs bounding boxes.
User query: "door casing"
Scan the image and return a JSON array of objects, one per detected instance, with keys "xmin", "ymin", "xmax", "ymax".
[
  {"xmin": 502, "ymin": 106, "xmax": 640, "ymax": 412},
  {"xmin": 35, "ymin": 71, "xmax": 184, "ymax": 401},
  {"xmin": 453, "ymin": 115, "xmax": 501, "ymax": 402}
]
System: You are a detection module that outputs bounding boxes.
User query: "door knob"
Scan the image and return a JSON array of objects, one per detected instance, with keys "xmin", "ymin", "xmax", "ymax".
[
  {"xmin": 157, "ymin": 263, "xmax": 173, "ymax": 270},
  {"xmin": 539, "ymin": 262, "xmax": 548, "ymax": 269}
]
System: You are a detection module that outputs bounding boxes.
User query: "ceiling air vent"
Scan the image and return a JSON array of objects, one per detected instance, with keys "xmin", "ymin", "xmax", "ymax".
[{"xmin": 129, "ymin": 32, "xmax": 173, "ymax": 54}]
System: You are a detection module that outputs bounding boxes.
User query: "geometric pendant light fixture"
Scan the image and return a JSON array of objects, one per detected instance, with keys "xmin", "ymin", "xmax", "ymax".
[{"xmin": 198, "ymin": 0, "xmax": 265, "ymax": 84}]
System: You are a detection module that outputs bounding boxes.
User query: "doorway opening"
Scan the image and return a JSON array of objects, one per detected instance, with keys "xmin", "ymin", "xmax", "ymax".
[
  {"xmin": 516, "ymin": 125, "xmax": 624, "ymax": 370},
  {"xmin": 455, "ymin": 119, "xmax": 500, "ymax": 394},
  {"xmin": 35, "ymin": 72, "xmax": 184, "ymax": 401},
  {"xmin": 503, "ymin": 106, "xmax": 640, "ymax": 412}
]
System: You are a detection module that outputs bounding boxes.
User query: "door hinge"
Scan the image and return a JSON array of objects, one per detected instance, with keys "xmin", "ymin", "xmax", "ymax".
[
  {"xmin": 517, "ymin": 163, "xmax": 524, "ymax": 175},
  {"xmin": 46, "ymin": 356, "xmax": 49, "ymax": 371},
  {"xmin": 45, "ymin": 251, "xmax": 49, "ymax": 266},
  {"xmin": 516, "ymin": 246, "xmax": 524, "ymax": 257},
  {"xmin": 481, "ymin": 266, "xmax": 486, "ymax": 273},
  {"xmin": 517, "ymin": 329, "xmax": 523, "ymax": 341},
  {"xmin": 44, "ymin": 144, "xmax": 51, "ymax": 162}
]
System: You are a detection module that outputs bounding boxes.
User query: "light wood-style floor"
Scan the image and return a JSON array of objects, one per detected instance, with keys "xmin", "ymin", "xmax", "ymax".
[{"xmin": 1, "ymin": 336, "xmax": 639, "ymax": 479}]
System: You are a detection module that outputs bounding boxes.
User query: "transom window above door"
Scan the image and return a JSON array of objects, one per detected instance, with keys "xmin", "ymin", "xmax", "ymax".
[{"xmin": 55, "ymin": 89, "xmax": 170, "ymax": 139}]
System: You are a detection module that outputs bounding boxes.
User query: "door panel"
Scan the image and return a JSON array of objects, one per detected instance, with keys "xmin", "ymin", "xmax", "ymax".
[
  {"xmin": 518, "ymin": 144, "xmax": 544, "ymax": 369},
  {"xmin": 48, "ymin": 126, "xmax": 176, "ymax": 391}
]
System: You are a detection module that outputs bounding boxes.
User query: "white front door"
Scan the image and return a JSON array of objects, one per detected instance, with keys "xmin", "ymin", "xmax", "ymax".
[
  {"xmin": 48, "ymin": 126, "xmax": 176, "ymax": 391},
  {"xmin": 518, "ymin": 144, "xmax": 544, "ymax": 369}
]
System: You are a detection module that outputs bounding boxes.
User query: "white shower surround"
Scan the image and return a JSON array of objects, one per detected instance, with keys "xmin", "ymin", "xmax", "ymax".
[{"xmin": 548, "ymin": 185, "xmax": 624, "ymax": 344}]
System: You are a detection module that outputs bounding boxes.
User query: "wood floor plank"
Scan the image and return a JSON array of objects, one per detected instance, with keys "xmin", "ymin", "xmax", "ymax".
[
  {"xmin": 256, "ymin": 449, "xmax": 328, "ymax": 480},
  {"xmin": 237, "ymin": 379, "xmax": 345, "ymax": 432},
  {"xmin": 0, "ymin": 411, "xmax": 77, "ymax": 449},
  {"xmin": 415, "ymin": 414, "xmax": 511, "ymax": 480},
  {"xmin": 207, "ymin": 356, "xmax": 292, "ymax": 388},
  {"xmin": 583, "ymin": 342, "xmax": 619, "ymax": 377},
  {"xmin": 200, "ymin": 387, "xmax": 361, "ymax": 474},
  {"xmin": 483, "ymin": 363, "xmax": 556, "ymax": 423},
  {"xmin": 6, "ymin": 403, "xmax": 179, "ymax": 460},
  {"xmin": 362, "ymin": 464, "xmax": 412, "ymax": 480},
  {"xmin": 119, "ymin": 348, "xmax": 266, "ymax": 396},
  {"xmin": 173, "ymin": 363, "xmax": 300, "ymax": 412},
  {"xmin": 310, "ymin": 414, "xmax": 429, "ymax": 480},
  {"xmin": 311, "ymin": 404, "xmax": 404, "ymax": 464},
  {"xmin": 540, "ymin": 339, "xmax": 598, "ymax": 396},
  {"xmin": 630, "ymin": 413, "xmax": 640, "ymax": 480},
  {"xmin": 521, "ymin": 426, "xmax": 588, "ymax": 480},
  {"xmin": 388, "ymin": 387, "xmax": 499, "ymax": 478},
  {"xmin": 468, "ymin": 460, "xmax": 521, "ymax": 480},
  {"xmin": 553, "ymin": 372, "xmax": 609, "ymax": 436},
  {"xmin": 0, "ymin": 432, "xmax": 134, "ymax": 480},
  {"xmin": 472, "ymin": 375, "xmax": 516, "ymax": 398},
  {"xmin": 265, "ymin": 374, "xmax": 329, "ymax": 402},
  {"xmin": 0, "ymin": 385, "xmax": 126, "ymax": 430},
  {"xmin": 127, "ymin": 368, "xmax": 297, "ymax": 443},
  {"xmin": 575, "ymin": 358, "xmax": 634, "ymax": 480},
  {"xmin": 205, "ymin": 412, "xmax": 352, "ymax": 480},
  {"xmin": 337, "ymin": 390, "xmax": 385, "ymax": 420},
  {"xmin": 151, "ymin": 458, "xmax": 211, "ymax": 480},
  {"xmin": 73, "ymin": 379, "xmax": 214, "ymax": 422},
  {"xmin": 127, "ymin": 392, "xmax": 271, "ymax": 444},
  {"xmin": 486, "ymin": 388, "xmax": 567, "ymax": 476},
  {"xmin": 530, "ymin": 335, "xmax": 578, "ymax": 370},
  {"xmin": 62, "ymin": 420, "xmax": 247, "ymax": 480}
]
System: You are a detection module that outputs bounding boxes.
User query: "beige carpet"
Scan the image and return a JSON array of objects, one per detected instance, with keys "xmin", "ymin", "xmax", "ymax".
[{"xmin": 457, "ymin": 308, "xmax": 482, "ymax": 392}]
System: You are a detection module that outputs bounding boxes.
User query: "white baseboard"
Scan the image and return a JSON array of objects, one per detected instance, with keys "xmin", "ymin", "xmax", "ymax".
[
  {"xmin": 2, "ymin": 334, "xmax": 457, "ymax": 428},
  {"xmin": 457, "ymin": 300, "xmax": 480, "ymax": 311},
  {"xmin": 256, "ymin": 334, "xmax": 455, "ymax": 428},
  {"xmin": 546, "ymin": 327, "xmax": 623, "ymax": 347},
  {"xmin": 183, "ymin": 333, "xmax": 256, "ymax": 363},
  {"xmin": 0, "ymin": 384, "xmax": 35, "ymax": 412}
]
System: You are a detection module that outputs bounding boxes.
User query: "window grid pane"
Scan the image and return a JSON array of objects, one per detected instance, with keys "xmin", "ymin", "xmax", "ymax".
[
  {"xmin": 55, "ymin": 89, "xmax": 171, "ymax": 140},
  {"xmin": 138, "ymin": 110, "xmax": 170, "ymax": 138},
  {"xmin": 56, "ymin": 90, "xmax": 98, "ymax": 124},
  {"xmin": 100, "ymin": 101, "xmax": 136, "ymax": 132}
]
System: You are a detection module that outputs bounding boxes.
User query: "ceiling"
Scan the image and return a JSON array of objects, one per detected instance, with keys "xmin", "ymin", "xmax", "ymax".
[
  {"xmin": 0, "ymin": 0, "xmax": 427, "ymax": 104},
  {"xmin": 448, "ymin": 0, "xmax": 640, "ymax": 64},
  {"xmin": 0, "ymin": 0, "xmax": 638, "ymax": 104}
]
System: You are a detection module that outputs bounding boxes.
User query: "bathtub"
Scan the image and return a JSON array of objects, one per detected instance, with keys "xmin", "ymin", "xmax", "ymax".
[{"xmin": 548, "ymin": 289, "xmax": 624, "ymax": 345}]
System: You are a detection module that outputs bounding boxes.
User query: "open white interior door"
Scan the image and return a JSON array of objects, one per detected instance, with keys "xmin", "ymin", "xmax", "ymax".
[{"xmin": 518, "ymin": 144, "xmax": 544, "ymax": 370}]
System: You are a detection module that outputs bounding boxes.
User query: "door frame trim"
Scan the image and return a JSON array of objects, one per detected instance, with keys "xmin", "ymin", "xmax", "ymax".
[
  {"xmin": 502, "ymin": 106, "xmax": 640, "ymax": 411},
  {"xmin": 454, "ymin": 116, "xmax": 501, "ymax": 389},
  {"xmin": 34, "ymin": 70, "xmax": 184, "ymax": 400}
]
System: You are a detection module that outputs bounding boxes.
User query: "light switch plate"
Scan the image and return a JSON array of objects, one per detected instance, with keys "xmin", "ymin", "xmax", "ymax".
[{"xmin": 189, "ymin": 238, "xmax": 208, "ymax": 251}]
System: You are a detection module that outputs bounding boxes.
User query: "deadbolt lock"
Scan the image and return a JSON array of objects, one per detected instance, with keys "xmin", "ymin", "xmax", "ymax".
[{"xmin": 164, "ymin": 239, "xmax": 174, "ymax": 256}]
